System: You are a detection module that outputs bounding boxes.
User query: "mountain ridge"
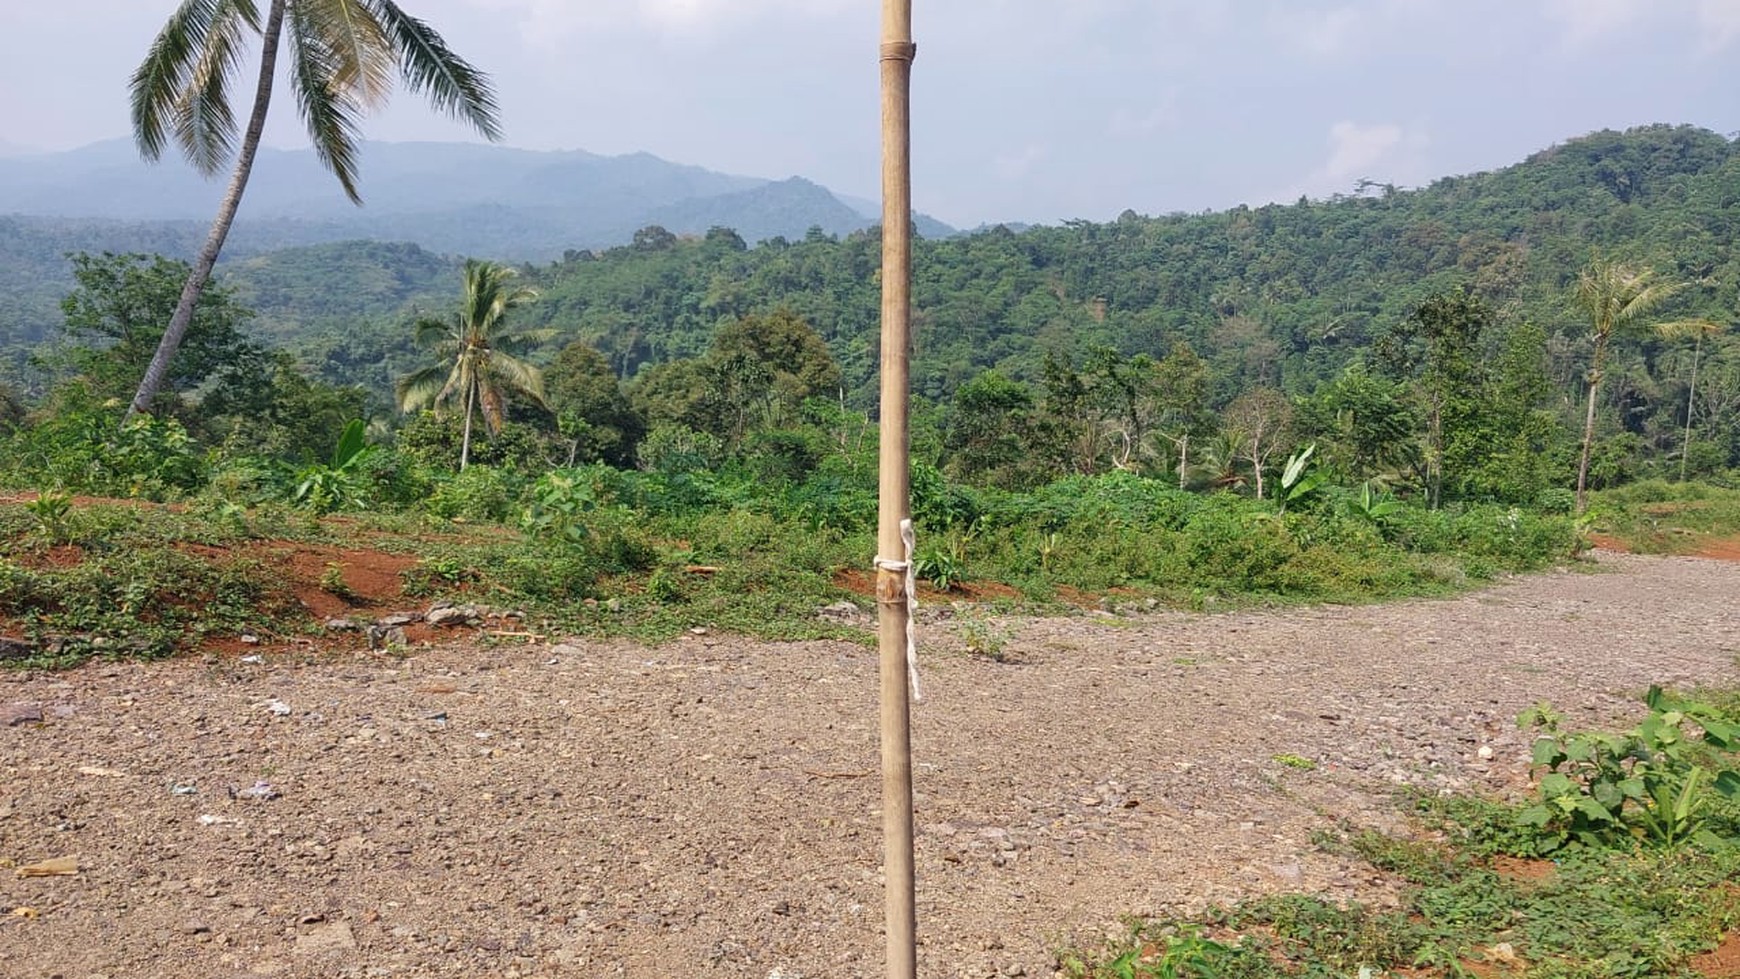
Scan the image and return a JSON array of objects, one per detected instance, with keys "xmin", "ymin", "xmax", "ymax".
[{"xmin": 0, "ymin": 138, "xmax": 955, "ymax": 259}]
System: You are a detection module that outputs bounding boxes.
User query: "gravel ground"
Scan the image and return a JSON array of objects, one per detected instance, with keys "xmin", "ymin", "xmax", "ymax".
[{"xmin": 2, "ymin": 551, "xmax": 1737, "ymax": 979}]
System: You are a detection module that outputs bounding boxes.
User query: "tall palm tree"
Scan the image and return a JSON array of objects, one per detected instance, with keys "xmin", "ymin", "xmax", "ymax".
[
  {"xmin": 127, "ymin": 0, "xmax": 501, "ymax": 416},
  {"xmin": 1570, "ymin": 259, "xmax": 1681, "ymax": 512},
  {"xmin": 1655, "ymin": 318, "xmax": 1727, "ymax": 482},
  {"xmin": 396, "ymin": 260, "xmax": 551, "ymax": 470}
]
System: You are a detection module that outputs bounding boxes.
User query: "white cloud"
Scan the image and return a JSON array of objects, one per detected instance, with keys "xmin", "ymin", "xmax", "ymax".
[
  {"xmin": 457, "ymin": 0, "xmax": 853, "ymax": 42},
  {"xmin": 1323, "ymin": 121, "xmax": 1406, "ymax": 181},
  {"xmin": 1108, "ymin": 91, "xmax": 1180, "ymax": 138},
  {"xmin": 1265, "ymin": 0, "xmax": 1427, "ymax": 60},
  {"xmin": 1269, "ymin": 120, "xmax": 1428, "ymax": 203},
  {"xmin": 1541, "ymin": 0, "xmax": 1645, "ymax": 49},
  {"xmin": 1695, "ymin": 0, "xmax": 1740, "ymax": 53},
  {"xmin": 993, "ymin": 144, "xmax": 1047, "ymax": 182},
  {"xmin": 1542, "ymin": 0, "xmax": 1740, "ymax": 57}
]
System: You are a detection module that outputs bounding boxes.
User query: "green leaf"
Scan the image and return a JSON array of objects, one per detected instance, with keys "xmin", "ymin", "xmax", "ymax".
[
  {"xmin": 1672, "ymin": 767, "xmax": 1705, "ymax": 823},
  {"xmin": 1281, "ymin": 443, "xmax": 1316, "ymax": 488},
  {"xmin": 1713, "ymin": 770, "xmax": 1740, "ymax": 799},
  {"xmin": 1531, "ymin": 739, "xmax": 1564, "ymax": 767},
  {"xmin": 331, "ymin": 418, "xmax": 368, "ymax": 469},
  {"xmin": 1539, "ymin": 772, "xmax": 1575, "ymax": 796},
  {"xmin": 1591, "ymin": 780, "xmax": 1624, "ymax": 809},
  {"xmin": 1700, "ymin": 717, "xmax": 1738, "ymax": 749}
]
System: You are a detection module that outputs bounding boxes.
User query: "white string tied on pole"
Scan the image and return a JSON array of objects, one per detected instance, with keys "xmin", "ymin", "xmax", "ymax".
[{"xmin": 872, "ymin": 518, "xmax": 921, "ymax": 702}]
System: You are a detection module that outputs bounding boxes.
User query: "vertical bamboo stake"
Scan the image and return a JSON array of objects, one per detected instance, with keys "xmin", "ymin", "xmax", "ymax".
[{"xmin": 876, "ymin": 2, "xmax": 918, "ymax": 978}]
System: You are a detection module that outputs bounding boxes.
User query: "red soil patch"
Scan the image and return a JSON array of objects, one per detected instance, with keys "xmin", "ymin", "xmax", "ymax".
[
  {"xmin": 1588, "ymin": 532, "xmax": 1740, "ymax": 562},
  {"xmin": 1692, "ymin": 932, "xmax": 1740, "ymax": 979},
  {"xmin": 177, "ymin": 540, "xmax": 447, "ymax": 651},
  {"xmin": 832, "ymin": 567, "xmax": 876, "ymax": 598},
  {"xmin": 1693, "ymin": 535, "xmax": 1740, "ymax": 562},
  {"xmin": 183, "ymin": 540, "xmax": 420, "ymax": 620},
  {"xmin": 13, "ymin": 544, "xmax": 86, "ymax": 569},
  {"xmin": 1490, "ymin": 855, "xmax": 1556, "ymax": 885},
  {"xmin": 831, "ymin": 568, "xmax": 1026, "ymax": 604},
  {"xmin": 1052, "ymin": 583, "xmax": 1096, "ymax": 605}
]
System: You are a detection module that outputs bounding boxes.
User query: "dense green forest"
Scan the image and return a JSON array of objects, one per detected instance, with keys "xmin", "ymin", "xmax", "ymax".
[
  {"xmin": 5, "ymin": 123, "xmax": 1740, "ymax": 690},
  {"xmin": 3, "ymin": 124, "xmax": 1737, "ymax": 507}
]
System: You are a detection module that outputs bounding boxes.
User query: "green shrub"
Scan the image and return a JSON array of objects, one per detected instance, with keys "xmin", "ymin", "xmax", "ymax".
[
  {"xmin": 1518, "ymin": 688, "xmax": 1740, "ymax": 852},
  {"xmin": 639, "ymin": 424, "xmax": 727, "ymax": 475},
  {"xmin": 427, "ymin": 465, "xmax": 521, "ymax": 522}
]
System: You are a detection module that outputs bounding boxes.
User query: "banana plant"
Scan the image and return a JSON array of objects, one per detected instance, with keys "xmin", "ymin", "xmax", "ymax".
[
  {"xmin": 1351, "ymin": 481, "xmax": 1403, "ymax": 522},
  {"xmin": 1278, "ymin": 443, "xmax": 1326, "ymax": 513},
  {"xmin": 292, "ymin": 419, "xmax": 375, "ymax": 513}
]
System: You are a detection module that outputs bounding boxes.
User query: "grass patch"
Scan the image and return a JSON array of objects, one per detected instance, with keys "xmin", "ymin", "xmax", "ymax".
[
  {"xmin": 1, "ymin": 467, "xmax": 1584, "ymax": 667},
  {"xmin": 1061, "ymin": 685, "xmax": 1740, "ymax": 979},
  {"xmin": 1590, "ymin": 481, "xmax": 1740, "ymax": 554}
]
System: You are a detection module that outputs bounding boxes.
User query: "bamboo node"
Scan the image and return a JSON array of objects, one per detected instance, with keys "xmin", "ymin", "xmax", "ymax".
[{"xmin": 880, "ymin": 41, "xmax": 917, "ymax": 63}]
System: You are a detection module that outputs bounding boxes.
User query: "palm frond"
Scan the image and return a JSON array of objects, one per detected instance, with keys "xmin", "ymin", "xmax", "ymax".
[
  {"xmin": 1655, "ymin": 319, "xmax": 1724, "ymax": 342},
  {"xmin": 1618, "ymin": 279, "xmax": 1683, "ymax": 326},
  {"xmin": 174, "ymin": 0, "xmax": 258, "ymax": 175},
  {"xmin": 366, "ymin": 0, "xmax": 503, "ymax": 141},
  {"xmin": 395, "ymin": 362, "xmax": 456, "ymax": 412},
  {"xmin": 133, "ymin": 0, "xmax": 211, "ymax": 161},
  {"xmin": 492, "ymin": 327, "xmax": 558, "ymax": 356},
  {"xmin": 436, "ymin": 350, "xmax": 476, "ymax": 408},
  {"xmin": 411, "ymin": 315, "xmax": 457, "ymax": 347},
  {"xmin": 478, "ymin": 384, "xmax": 507, "ymax": 434},
  {"xmin": 1575, "ymin": 259, "xmax": 1687, "ymax": 338},
  {"xmin": 302, "ymin": 0, "xmax": 395, "ymax": 107},
  {"xmin": 288, "ymin": 3, "xmax": 369, "ymax": 204},
  {"xmin": 484, "ymin": 351, "xmax": 549, "ymax": 409},
  {"xmin": 131, "ymin": 0, "xmax": 261, "ymax": 172}
]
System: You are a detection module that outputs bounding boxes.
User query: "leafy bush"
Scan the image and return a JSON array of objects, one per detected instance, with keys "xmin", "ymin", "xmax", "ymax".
[
  {"xmin": 1518, "ymin": 688, "xmax": 1740, "ymax": 852},
  {"xmin": 3, "ymin": 397, "xmax": 209, "ymax": 500},
  {"xmin": 638, "ymin": 424, "xmax": 727, "ymax": 475},
  {"xmin": 427, "ymin": 465, "xmax": 522, "ymax": 522},
  {"xmin": 290, "ymin": 419, "xmax": 375, "ymax": 513}
]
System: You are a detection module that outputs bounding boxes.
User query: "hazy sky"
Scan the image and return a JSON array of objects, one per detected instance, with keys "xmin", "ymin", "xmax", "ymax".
[{"xmin": 3, "ymin": 1, "xmax": 1738, "ymax": 228}]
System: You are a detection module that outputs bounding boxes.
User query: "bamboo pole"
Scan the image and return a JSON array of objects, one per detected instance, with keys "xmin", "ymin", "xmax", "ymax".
[{"xmin": 876, "ymin": 2, "xmax": 918, "ymax": 978}]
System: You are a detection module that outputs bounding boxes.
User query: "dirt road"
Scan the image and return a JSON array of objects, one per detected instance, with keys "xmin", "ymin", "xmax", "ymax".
[{"xmin": 2, "ymin": 551, "xmax": 1736, "ymax": 979}]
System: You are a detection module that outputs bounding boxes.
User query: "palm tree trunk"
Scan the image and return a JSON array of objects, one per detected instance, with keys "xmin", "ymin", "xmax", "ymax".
[
  {"xmin": 460, "ymin": 382, "xmax": 476, "ymax": 471},
  {"xmin": 1428, "ymin": 403, "xmax": 1442, "ymax": 510},
  {"xmin": 1575, "ymin": 345, "xmax": 1606, "ymax": 514},
  {"xmin": 1680, "ymin": 334, "xmax": 1703, "ymax": 482},
  {"xmin": 128, "ymin": 0, "xmax": 288, "ymax": 417}
]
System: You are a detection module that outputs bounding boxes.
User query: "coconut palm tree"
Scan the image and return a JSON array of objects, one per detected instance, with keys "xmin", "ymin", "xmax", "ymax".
[
  {"xmin": 396, "ymin": 260, "xmax": 551, "ymax": 470},
  {"xmin": 127, "ymin": 0, "xmax": 501, "ymax": 416},
  {"xmin": 1656, "ymin": 318, "xmax": 1727, "ymax": 481},
  {"xmin": 1570, "ymin": 259, "xmax": 1682, "ymax": 512}
]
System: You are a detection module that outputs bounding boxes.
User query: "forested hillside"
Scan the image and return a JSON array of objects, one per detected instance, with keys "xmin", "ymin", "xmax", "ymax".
[
  {"xmin": 5, "ymin": 124, "xmax": 1740, "ymax": 666},
  {"xmin": 503, "ymin": 124, "xmax": 1736, "ymax": 404},
  {"xmin": 0, "ymin": 139, "xmax": 956, "ymax": 351},
  {"xmin": 4, "ymin": 124, "xmax": 1738, "ymax": 496}
]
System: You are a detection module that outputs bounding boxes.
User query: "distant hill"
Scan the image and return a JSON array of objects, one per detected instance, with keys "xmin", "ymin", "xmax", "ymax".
[
  {"xmin": 0, "ymin": 139, "xmax": 957, "ymax": 362},
  {"xmin": 504, "ymin": 124, "xmax": 1740, "ymax": 409},
  {"xmin": 0, "ymin": 139, "xmax": 955, "ymax": 260},
  {"xmin": 6, "ymin": 125, "xmax": 1736, "ymax": 437}
]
